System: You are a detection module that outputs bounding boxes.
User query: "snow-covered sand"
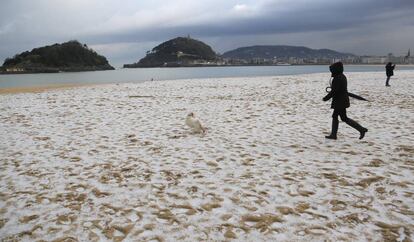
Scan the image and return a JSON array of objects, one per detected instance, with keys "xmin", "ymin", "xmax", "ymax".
[{"xmin": 0, "ymin": 71, "xmax": 413, "ymax": 241}]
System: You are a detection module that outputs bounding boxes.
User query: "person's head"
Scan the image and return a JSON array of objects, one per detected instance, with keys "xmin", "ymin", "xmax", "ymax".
[
  {"xmin": 329, "ymin": 62, "xmax": 344, "ymax": 77},
  {"xmin": 387, "ymin": 62, "xmax": 392, "ymax": 66}
]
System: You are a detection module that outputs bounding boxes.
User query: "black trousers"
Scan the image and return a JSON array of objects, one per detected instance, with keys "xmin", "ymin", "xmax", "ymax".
[
  {"xmin": 332, "ymin": 108, "xmax": 349, "ymax": 122},
  {"xmin": 329, "ymin": 108, "xmax": 365, "ymax": 135},
  {"xmin": 386, "ymin": 76, "xmax": 391, "ymax": 86}
]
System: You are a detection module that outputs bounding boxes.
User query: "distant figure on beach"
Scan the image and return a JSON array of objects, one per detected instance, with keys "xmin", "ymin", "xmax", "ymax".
[
  {"xmin": 323, "ymin": 62, "xmax": 368, "ymax": 140},
  {"xmin": 385, "ymin": 62, "xmax": 396, "ymax": 87}
]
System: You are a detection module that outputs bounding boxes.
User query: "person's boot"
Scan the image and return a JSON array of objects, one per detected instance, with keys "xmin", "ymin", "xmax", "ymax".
[
  {"xmin": 325, "ymin": 119, "xmax": 338, "ymax": 140},
  {"xmin": 345, "ymin": 118, "xmax": 368, "ymax": 139}
]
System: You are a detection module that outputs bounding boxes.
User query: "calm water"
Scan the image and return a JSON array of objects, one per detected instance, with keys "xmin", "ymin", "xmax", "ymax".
[{"xmin": 1, "ymin": 65, "xmax": 414, "ymax": 88}]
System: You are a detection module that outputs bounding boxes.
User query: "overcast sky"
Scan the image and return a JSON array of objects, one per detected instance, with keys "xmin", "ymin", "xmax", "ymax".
[{"xmin": 1, "ymin": 0, "xmax": 413, "ymax": 67}]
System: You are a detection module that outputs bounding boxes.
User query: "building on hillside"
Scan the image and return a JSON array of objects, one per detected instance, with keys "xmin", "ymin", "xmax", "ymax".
[{"xmin": 6, "ymin": 67, "xmax": 25, "ymax": 72}]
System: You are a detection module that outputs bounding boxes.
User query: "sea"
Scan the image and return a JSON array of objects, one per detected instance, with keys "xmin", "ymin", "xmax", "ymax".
[{"xmin": 1, "ymin": 65, "xmax": 414, "ymax": 89}]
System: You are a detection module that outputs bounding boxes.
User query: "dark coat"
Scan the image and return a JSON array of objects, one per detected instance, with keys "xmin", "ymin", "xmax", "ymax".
[
  {"xmin": 323, "ymin": 62, "xmax": 350, "ymax": 109},
  {"xmin": 386, "ymin": 63, "xmax": 395, "ymax": 77}
]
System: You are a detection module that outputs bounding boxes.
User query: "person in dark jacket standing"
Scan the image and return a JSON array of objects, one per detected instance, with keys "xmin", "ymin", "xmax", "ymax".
[
  {"xmin": 385, "ymin": 62, "xmax": 395, "ymax": 87},
  {"xmin": 323, "ymin": 62, "xmax": 368, "ymax": 140}
]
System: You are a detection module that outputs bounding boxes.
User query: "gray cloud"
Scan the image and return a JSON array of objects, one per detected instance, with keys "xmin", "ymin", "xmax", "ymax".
[{"xmin": 1, "ymin": 0, "xmax": 413, "ymax": 66}]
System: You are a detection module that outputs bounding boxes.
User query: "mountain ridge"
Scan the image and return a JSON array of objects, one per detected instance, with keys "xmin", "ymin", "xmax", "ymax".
[{"xmin": 222, "ymin": 45, "xmax": 355, "ymax": 60}]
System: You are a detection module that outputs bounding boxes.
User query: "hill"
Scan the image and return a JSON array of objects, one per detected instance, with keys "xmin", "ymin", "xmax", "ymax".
[
  {"xmin": 124, "ymin": 37, "xmax": 218, "ymax": 68},
  {"xmin": 1, "ymin": 40, "xmax": 114, "ymax": 73},
  {"xmin": 222, "ymin": 45, "xmax": 355, "ymax": 60}
]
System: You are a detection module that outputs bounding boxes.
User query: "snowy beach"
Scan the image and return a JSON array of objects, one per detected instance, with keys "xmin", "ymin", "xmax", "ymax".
[{"xmin": 0, "ymin": 71, "xmax": 413, "ymax": 241}]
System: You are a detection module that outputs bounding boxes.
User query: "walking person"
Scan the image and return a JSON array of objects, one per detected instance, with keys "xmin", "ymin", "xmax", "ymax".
[
  {"xmin": 385, "ymin": 62, "xmax": 396, "ymax": 87},
  {"xmin": 323, "ymin": 62, "xmax": 368, "ymax": 140}
]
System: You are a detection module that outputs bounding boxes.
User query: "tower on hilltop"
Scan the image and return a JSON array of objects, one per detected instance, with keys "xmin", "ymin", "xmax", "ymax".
[{"xmin": 405, "ymin": 49, "xmax": 411, "ymax": 64}]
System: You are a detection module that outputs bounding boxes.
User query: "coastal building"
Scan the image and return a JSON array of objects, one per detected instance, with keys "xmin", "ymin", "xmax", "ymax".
[
  {"xmin": 221, "ymin": 50, "xmax": 412, "ymax": 66},
  {"xmin": 361, "ymin": 56, "xmax": 387, "ymax": 64},
  {"xmin": 5, "ymin": 67, "xmax": 25, "ymax": 72},
  {"xmin": 404, "ymin": 49, "xmax": 414, "ymax": 64},
  {"xmin": 250, "ymin": 58, "xmax": 268, "ymax": 64},
  {"xmin": 387, "ymin": 51, "xmax": 414, "ymax": 64}
]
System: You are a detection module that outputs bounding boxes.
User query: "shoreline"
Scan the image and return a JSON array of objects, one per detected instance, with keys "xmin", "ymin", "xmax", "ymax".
[
  {"xmin": 1, "ymin": 69, "xmax": 414, "ymax": 94},
  {"xmin": 0, "ymin": 83, "xmax": 94, "ymax": 95},
  {"xmin": 0, "ymin": 65, "xmax": 414, "ymax": 95}
]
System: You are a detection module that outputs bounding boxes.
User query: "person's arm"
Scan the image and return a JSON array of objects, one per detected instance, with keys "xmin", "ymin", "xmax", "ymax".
[{"xmin": 323, "ymin": 78, "xmax": 339, "ymax": 101}]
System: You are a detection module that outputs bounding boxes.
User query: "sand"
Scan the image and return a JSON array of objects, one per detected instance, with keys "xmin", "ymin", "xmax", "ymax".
[
  {"xmin": 0, "ymin": 83, "xmax": 95, "ymax": 95},
  {"xmin": 0, "ymin": 71, "xmax": 413, "ymax": 241}
]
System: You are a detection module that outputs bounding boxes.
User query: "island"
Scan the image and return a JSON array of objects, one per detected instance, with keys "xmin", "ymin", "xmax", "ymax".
[
  {"xmin": 0, "ymin": 40, "xmax": 114, "ymax": 74},
  {"xmin": 124, "ymin": 36, "xmax": 220, "ymax": 68}
]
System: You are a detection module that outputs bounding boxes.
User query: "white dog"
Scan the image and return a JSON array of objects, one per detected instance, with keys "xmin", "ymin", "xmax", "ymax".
[{"xmin": 185, "ymin": 112, "xmax": 206, "ymax": 134}]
